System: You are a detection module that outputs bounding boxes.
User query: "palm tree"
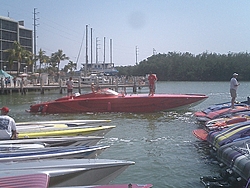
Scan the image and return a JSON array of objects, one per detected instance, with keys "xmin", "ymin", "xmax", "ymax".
[
  {"xmin": 13, "ymin": 41, "xmax": 24, "ymax": 74},
  {"xmin": 4, "ymin": 48, "xmax": 16, "ymax": 74},
  {"xmin": 51, "ymin": 49, "xmax": 69, "ymax": 81},
  {"xmin": 22, "ymin": 50, "xmax": 33, "ymax": 68},
  {"xmin": 37, "ymin": 48, "xmax": 49, "ymax": 76},
  {"xmin": 67, "ymin": 60, "xmax": 77, "ymax": 75},
  {"xmin": 4, "ymin": 41, "xmax": 33, "ymax": 75},
  {"xmin": 37, "ymin": 49, "xmax": 46, "ymax": 70}
]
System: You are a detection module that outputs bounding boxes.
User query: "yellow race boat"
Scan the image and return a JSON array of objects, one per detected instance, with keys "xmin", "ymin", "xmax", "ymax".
[{"xmin": 18, "ymin": 125, "xmax": 116, "ymax": 138}]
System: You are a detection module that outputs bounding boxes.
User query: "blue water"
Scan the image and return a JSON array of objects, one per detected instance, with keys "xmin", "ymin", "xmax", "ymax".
[{"xmin": 1, "ymin": 81, "xmax": 250, "ymax": 187}]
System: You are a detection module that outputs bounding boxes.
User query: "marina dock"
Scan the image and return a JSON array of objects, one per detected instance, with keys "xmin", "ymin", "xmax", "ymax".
[{"xmin": 0, "ymin": 82, "xmax": 148, "ymax": 95}]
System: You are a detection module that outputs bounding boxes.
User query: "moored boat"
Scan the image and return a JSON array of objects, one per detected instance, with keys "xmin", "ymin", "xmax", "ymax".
[
  {"xmin": 0, "ymin": 145, "xmax": 109, "ymax": 162},
  {"xmin": 194, "ymin": 99, "xmax": 250, "ymax": 118},
  {"xmin": 206, "ymin": 120, "xmax": 250, "ymax": 149},
  {"xmin": 194, "ymin": 105, "xmax": 250, "ymax": 123},
  {"xmin": 0, "ymin": 136, "xmax": 104, "ymax": 147},
  {"xmin": 0, "ymin": 173, "xmax": 153, "ymax": 188},
  {"xmin": 17, "ymin": 125, "xmax": 116, "ymax": 138},
  {"xmin": 27, "ymin": 89, "xmax": 208, "ymax": 114},
  {"xmin": 216, "ymin": 138, "xmax": 250, "ymax": 183},
  {"xmin": 193, "ymin": 116, "xmax": 250, "ymax": 141},
  {"xmin": 16, "ymin": 119, "xmax": 111, "ymax": 126},
  {"xmin": 0, "ymin": 158, "xmax": 135, "ymax": 187},
  {"xmin": 205, "ymin": 115, "xmax": 250, "ymax": 131},
  {"xmin": 0, "ymin": 173, "xmax": 49, "ymax": 188}
]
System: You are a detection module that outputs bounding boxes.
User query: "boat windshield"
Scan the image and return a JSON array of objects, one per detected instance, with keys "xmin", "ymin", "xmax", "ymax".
[{"xmin": 97, "ymin": 89, "xmax": 119, "ymax": 96}]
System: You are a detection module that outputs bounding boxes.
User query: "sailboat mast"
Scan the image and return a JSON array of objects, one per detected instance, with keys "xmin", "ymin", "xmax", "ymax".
[
  {"xmin": 110, "ymin": 39, "xmax": 112, "ymax": 65},
  {"xmin": 85, "ymin": 25, "xmax": 88, "ymax": 77},
  {"xmin": 90, "ymin": 28, "xmax": 93, "ymax": 65}
]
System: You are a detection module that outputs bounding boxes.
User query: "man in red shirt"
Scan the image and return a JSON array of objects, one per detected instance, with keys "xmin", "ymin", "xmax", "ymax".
[{"xmin": 148, "ymin": 72, "xmax": 157, "ymax": 96}]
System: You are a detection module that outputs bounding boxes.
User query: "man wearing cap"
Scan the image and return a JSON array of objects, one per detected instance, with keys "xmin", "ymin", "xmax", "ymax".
[
  {"xmin": 0, "ymin": 106, "xmax": 17, "ymax": 139},
  {"xmin": 230, "ymin": 73, "xmax": 240, "ymax": 109}
]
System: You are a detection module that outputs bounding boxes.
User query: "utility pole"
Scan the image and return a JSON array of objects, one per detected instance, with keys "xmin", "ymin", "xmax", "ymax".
[
  {"xmin": 135, "ymin": 46, "xmax": 139, "ymax": 65},
  {"xmin": 33, "ymin": 8, "xmax": 39, "ymax": 73},
  {"xmin": 85, "ymin": 25, "xmax": 88, "ymax": 76},
  {"xmin": 103, "ymin": 37, "xmax": 105, "ymax": 70},
  {"xmin": 90, "ymin": 28, "xmax": 93, "ymax": 65}
]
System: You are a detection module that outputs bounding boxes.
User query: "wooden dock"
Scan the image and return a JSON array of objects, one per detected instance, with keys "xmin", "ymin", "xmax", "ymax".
[{"xmin": 0, "ymin": 83, "xmax": 148, "ymax": 95}]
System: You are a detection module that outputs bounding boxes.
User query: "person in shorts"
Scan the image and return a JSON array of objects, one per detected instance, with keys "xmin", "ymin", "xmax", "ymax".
[
  {"xmin": 148, "ymin": 72, "xmax": 158, "ymax": 96},
  {"xmin": 66, "ymin": 77, "xmax": 73, "ymax": 96},
  {"xmin": 230, "ymin": 73, "xmax": 240, "ymax": 109}
]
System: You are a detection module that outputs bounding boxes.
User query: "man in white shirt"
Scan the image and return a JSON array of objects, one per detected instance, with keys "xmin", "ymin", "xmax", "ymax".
[
  {"xmin": 230, "ymin": 73, "xmax": 240, "ymax": 109},
  {"xmin": 0, "ymin": 106, "xmax": 17, "ymax": 139}
]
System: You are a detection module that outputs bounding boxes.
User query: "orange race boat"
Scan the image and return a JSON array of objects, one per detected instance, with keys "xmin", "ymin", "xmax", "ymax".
[{"xmin": 27, "ymin": 89, "xmax": 208, "ymax": 114}]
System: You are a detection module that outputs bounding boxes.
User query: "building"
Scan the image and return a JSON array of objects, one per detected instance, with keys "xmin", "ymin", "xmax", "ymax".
[{"xmin": 0, "ymin": 16, "xmax": 33, "ymax": 73}]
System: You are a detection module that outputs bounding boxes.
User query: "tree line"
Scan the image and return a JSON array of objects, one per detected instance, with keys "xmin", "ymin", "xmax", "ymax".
[
  {"xmin": 116, "ymin": 52, "xmax": 250, "ymax": 81},
  {"xmin": 5, "ymin": 42, "xmax": 250, "ymax": 81}
]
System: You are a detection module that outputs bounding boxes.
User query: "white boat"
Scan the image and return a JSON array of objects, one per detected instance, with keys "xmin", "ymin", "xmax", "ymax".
[
  {"xmin": 0, "ymin": 145, "xmax": 109, "ymax": 162},
  {"xmin": 17, "ymin": 125, "xmax": 116, "ymax": 138},
  {"xmin": 0, "ymin": 158, "xmax": 135, "ymax": 187},
  {"xmin": 0, "ymin": 136, "xmax": 104, "ymax": 148},
  {"xmin": 0, "ymin": 143, "xmax": 46, "ymax": 150},
  {"xmin": 81, "ymin": 73, "xmax": 109, "ymax": 85},
  {"xmin": 16, "ymin": 119, "xmax": 111, "ymax": 126},
  {"xmin": 16, "ymin": 124, "xmax": 107, "ymax": 132},
  {"xmin": 0, "ymin": 173, "xmax": 153, "ymax": 188}
]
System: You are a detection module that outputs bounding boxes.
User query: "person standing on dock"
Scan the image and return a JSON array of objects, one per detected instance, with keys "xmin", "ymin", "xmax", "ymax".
[
  {"xmin": 13, "ymin": 77, "xmax": 16, "ymax": 88},
  {"xmin": 148, "ymin": 72, "xmax": 157, "ymax": 96},
  {"xmin": 5, "ymin": 77, "xmax": 8, "ymax": 88},
  {"xmin": 91, "ymin": 83, "xmax": 96, "ymax": 93},
  {"xmin": 66, "ymin": 77, "xmax": 73, "ymax": 96},
  {"xmin": 230, "ymin": 73, "xmax": 240, "ymax": 109},
  {"xmin": 0, "ymin": 106, "xmax": 17, "ymax": 140}
]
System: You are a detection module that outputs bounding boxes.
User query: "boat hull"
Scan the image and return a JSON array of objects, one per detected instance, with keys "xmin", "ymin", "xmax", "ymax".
[
  {"xmin": 0, "ymin": 173, "xmax": 152, "ymax": 188},
  {"xmin": 0, "ymin": 145, "xmax": 109, "ymax": 162},
  {"xmin": 0, "ymin": 173, "xmax": 49, "ymax": 188},
  {"xmin": 0, "ymin": 136, "xmax": 103, "ymax": 147},
  {"xmin": 207, "ymin": 120, "xmax": 250, "ymax": 149},
  {"xmin": 17, "ymin": 125, "xmax": 116, "ymax": 138},
  {"xmin": 0, "ymin": 159, "xmax": 135, "ymax": 186},
  {"xmin": 29, "ymin": 91, "xmax": 208, "ymax": 114},
  {"xmin": 217, "ymin": 138, "xmax": 250, "ymax": 181}
]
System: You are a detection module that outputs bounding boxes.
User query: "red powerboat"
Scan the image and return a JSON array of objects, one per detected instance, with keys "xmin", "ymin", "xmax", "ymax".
[{"xmin": 27, "ymin": 89, "xmax": 208, "ymax": 114}]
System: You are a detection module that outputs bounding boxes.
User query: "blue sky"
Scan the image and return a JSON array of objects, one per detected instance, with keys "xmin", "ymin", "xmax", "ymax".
[{"xmin": 1, "ymin": 0, "xmax": 250, "ymax": 69}]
